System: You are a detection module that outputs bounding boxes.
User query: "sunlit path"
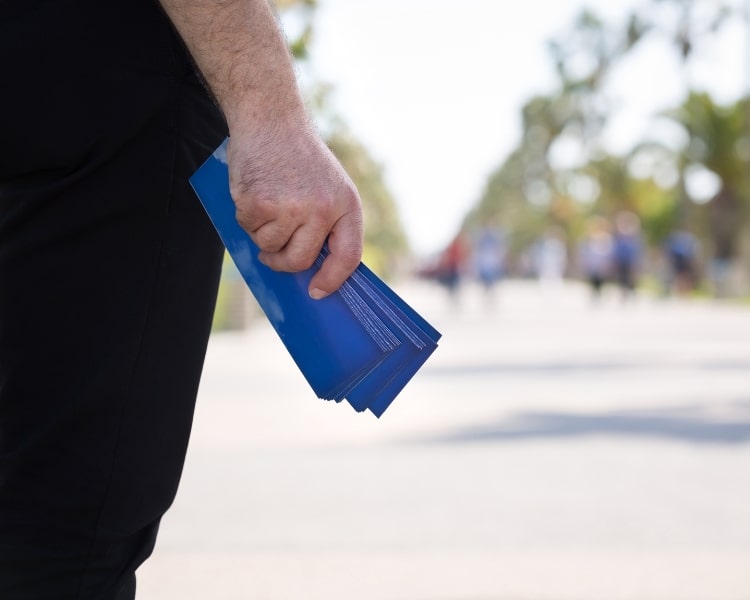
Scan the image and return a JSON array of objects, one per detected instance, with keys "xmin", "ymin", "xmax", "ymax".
[{"xmin": 138, "ymin": 279, "xmax": 750, "ymax": 600}]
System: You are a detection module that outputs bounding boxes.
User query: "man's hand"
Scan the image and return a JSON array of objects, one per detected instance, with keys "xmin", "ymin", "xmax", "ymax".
[
  {"xmin": 158, "ymin": 0, "xmax": 364, "ymax": 298},
  {"xmin": 227, "ymin": 119, "xmax": 363, "ymax": 299}
]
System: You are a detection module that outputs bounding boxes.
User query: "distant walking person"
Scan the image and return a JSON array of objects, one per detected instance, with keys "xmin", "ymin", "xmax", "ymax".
[
  {"xmin": 664, "ymin": 228, "xmax": 699, "ymax": 295},
  {"xmin": 612, "ymin": 211, "xmax": 643, "ymax": 299},
  {"xmin": 437, "ymin": 232, "xmax": 469, "ymax": 303},
  {"xmin": 578, "ymin": 216, "xmax": 613, "ymax": 300},
  {"xmin": 473, "ymin": 223, "xmax": 507, "ymax": 302},
  {"xmin": 533, "ymin": 227, "xmax": 568, "ymax": 292}
]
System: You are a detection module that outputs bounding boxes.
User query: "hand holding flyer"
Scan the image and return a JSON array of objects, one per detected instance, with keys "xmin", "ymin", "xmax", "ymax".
[{"xmin": 190, "ymin": 139, "xmax": 441, "ymax": 417}]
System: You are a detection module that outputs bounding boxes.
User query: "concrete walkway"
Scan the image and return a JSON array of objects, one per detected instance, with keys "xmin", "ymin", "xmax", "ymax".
[{"xmin": 137, "ymin": 280, "xmax": 750, "ymax": 600}]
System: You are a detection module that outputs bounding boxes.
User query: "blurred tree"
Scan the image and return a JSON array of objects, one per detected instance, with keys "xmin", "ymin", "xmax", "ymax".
[
  {"xmin": 466, "ymin": 93, "xmax": 581, "ymax": 265},
  {"xmin": 583, "ymin": 155, "xmax": 633, "ymax": 213},
  {"xmin": 546, "ymin": 9, "xmax": 650, "ymax": 159},
  {"xmin": 466, "ymin": 146, "xmax": 545, "ymax": 261},
  {"xmin": 662, "ymin": 92, "xmax": 750, "ymax": 261},
  {"xmin": 630, "ymin": 176, "xmax": 681, "ymax": 246},
  {"xmin": 637, "ymin": 0, "xmax": 746, "ymax": 232},
  {"xmin": 648, "ymin": 0, "xmax": 738, "ymax": 66},
  {"xmin": 467, "ymin": 3, "xmax": 750, "ymax": 269}
]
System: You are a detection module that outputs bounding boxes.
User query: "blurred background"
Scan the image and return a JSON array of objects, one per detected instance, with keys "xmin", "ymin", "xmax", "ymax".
[{"xmin": 138, "ymin": 1, "xmax": 750, "ymax": 598}]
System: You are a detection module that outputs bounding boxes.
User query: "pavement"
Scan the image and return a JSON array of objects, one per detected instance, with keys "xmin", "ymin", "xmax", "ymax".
[{"xmin": 136, "ymin": 279, "xmax": 750, "ymax": 600}]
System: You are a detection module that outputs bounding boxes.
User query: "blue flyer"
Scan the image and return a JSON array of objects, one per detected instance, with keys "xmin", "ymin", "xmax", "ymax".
[{"xmin": 189, "ymin": 139, "xmax": 440, "ymax": 416}]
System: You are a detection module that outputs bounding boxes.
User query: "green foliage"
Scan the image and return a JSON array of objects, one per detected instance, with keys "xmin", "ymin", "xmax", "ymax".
[
  {"xmin": 664, "ymin": 92, "xmax": 750, "ymax": 186},
  {"xmin": 658, "ymin": 92, "xmax": 750, "ymax": 258},
  {"xmin": 463, "ymin": 1, "xmax": 750, "ymax": 294},
  {"xmin": 649, "ymin": 0, "xmax": 739, "ymax": 61},
  {"xmin": 630, "ymin": 177, "xmax": 680, "ymax": 244}
]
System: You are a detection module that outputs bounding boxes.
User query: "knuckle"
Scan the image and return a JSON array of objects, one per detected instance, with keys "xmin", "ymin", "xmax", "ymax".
[
  {"xmin": 254, "ymin": 233, "xmax": 283, "ymax": 253},
  {"xmin": 333, "ymin": 245, "xmax": 360, "ymax": 270},
  {"xmin": 235, "ymin": 205, "xmax": 256, "ymax": 231},
  {"xmin": 341, "ymin": 237, "xmax": 364, "ymax": 264},
  {"xmin": 286, "ymin": 249, "xmax": 317, "ymax": 272}
]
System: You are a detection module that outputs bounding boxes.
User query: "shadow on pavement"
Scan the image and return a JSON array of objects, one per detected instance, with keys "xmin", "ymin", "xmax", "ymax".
[
  {"xmin": 424, "ymin": 360, "xmax": 750, "ymax": 378},
  {"xmin": 421, "ymin": 400, "xmax": 750, "ymax": 446}
]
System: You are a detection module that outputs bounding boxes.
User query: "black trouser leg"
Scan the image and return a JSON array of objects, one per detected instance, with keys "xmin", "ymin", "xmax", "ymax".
[{"xmin": 0, "ymin": 98, "xmax": 226, "ymax": 600}]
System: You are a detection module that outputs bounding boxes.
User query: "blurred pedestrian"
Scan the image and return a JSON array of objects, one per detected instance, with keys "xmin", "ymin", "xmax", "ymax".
[
  {"xmin": 437, "ymin": 232, "xmax": 470, "ymax": 304},
  {"xmin": 611, "ymin": 211, "xmax": 643, "ymax": 300},
  {"xmin": 577, "ymin": 216, "xmax": 613, "ymax": 301},
  {"xmin": 664, "ymin": 228, "xmax": 699, "ymax": 296},
  {"xmin": 473, "ymin": 223, "xmax": 507, "ymax": 303},
  {"xmin": 533, "ymin": 227, "xmax": 568, "ymax": 292}
]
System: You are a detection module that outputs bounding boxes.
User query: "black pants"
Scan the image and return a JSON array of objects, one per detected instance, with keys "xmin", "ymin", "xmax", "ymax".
[{"xmin": 0, "ymin": 1, "xmax": 227, "ymax": 597}]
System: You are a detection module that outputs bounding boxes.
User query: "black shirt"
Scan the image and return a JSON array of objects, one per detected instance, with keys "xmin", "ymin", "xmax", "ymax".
[{"xmin": 0, "ymin": 0, "xmax": 226, "ymax": 181}]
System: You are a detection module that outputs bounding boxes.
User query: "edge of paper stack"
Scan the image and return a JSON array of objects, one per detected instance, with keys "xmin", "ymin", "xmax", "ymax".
[{"xmin": 189, "ymin": 139, "xmax": 441, "ymax": 417}]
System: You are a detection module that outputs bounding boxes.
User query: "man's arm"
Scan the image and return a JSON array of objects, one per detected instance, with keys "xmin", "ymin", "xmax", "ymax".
[{"xmin": 158, "ymin": 0, "xmax": 363, "ymax": 299}]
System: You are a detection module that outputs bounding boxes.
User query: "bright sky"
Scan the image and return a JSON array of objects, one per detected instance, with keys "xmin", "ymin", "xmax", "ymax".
[{"xmin": 309, "ymin": 0, "xmax": 748, "ymax": 256}]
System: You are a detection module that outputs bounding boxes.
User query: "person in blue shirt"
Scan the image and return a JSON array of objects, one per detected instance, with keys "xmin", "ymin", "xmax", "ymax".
[{"xmin": 611, "ymin": 211, "xmax": 643, "ymax": 299}]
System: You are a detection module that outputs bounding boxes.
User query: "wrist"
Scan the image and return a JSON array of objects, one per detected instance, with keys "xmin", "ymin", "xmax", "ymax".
[{"xmin": 224, "ymin": 95, "xmax": 311, "ymax": 140}]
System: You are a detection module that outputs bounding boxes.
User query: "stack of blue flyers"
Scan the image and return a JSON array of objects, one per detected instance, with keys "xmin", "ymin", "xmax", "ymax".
[{"xmin": 190, "ymin": 139, "xmax": 441, "ymax": 417}]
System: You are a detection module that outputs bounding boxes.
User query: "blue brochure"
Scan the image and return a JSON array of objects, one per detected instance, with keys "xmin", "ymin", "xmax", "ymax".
[{"xmin": 189, "ymin": 139, "xmax": 440, "ymax": 417}]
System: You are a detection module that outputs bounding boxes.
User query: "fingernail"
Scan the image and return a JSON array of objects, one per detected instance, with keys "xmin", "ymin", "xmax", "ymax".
[{"xmin": 309, "ymin": 288, "xmax": 329, "ymax": 300}]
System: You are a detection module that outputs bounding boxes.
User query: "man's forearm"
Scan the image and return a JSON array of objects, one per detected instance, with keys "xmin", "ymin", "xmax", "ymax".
[
  {"xmin": 159, "ymin": 0, "xmax": 364, "ymax": 297},
  {"xmin": 158, "ymin": 0, "xmax": 306, "ymax": 131}
]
